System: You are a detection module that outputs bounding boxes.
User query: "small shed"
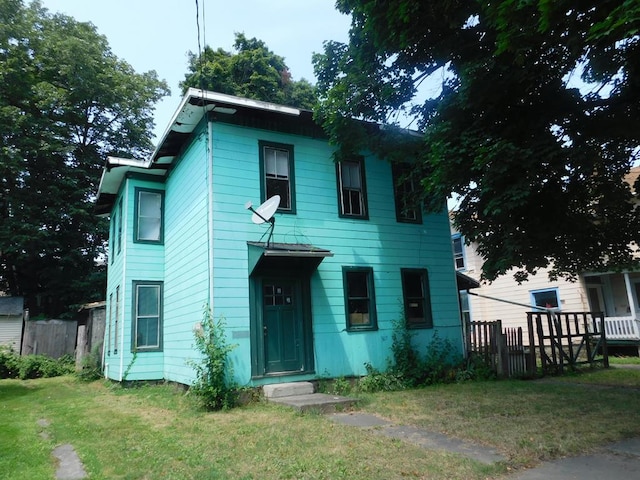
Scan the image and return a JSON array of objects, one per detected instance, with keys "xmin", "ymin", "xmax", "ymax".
[{"xmin": 0, "ymin": 297, "xmax": 25, "ymax": 352}]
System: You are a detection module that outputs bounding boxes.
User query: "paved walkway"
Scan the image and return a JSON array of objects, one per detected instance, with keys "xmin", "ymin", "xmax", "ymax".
[
  {"xmin": 329, "ymin": 412, "xmax": 640, "ymax": 479},
  {"xmin": 329, "ymin": 412, "xmax": 506, "ymax": 465}
]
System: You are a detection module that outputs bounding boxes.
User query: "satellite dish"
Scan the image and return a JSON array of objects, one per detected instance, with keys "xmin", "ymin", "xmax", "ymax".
[
  {"xmin": 250, "ymin": 195, "xmax": 280, "ymax": 225},
  {"xmin": 245, "ymin": 195, "xmax": 281, "ymax": 247}
]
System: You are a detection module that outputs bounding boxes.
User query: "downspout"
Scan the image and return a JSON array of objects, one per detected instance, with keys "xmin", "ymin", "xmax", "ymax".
[
  {"xmin": 119, "ymin": 181, "xmax": 129, "ymax": 381},
  {"xmin": 207, "ymin": 120, "xmax": 215, "ymax": 309}
]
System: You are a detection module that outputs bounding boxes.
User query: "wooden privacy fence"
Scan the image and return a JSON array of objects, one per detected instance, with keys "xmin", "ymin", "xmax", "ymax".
[
  {"xmin": 467, "ymin": 312, "xmax": 608, "ymax": 378},
  {"xmin": 466, "ymin": 320, "xmax": 533, "ymax": 378}
]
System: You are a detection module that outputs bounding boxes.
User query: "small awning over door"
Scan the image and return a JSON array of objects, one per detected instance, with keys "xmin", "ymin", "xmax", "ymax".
[{"xmin": 247, "ymin": 242, "xmax": 333, "ymax": 276}]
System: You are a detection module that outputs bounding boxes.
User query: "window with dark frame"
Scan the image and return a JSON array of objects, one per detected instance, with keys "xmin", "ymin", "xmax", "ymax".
[
  {"xmin": 401, "ymin": 269, "xmax": 433, "ymax": 329},
  {"xmin": 343, "ymin": 267, "xmax": 377, "ymax": 331},
  {"xmin": 114, "ymin": 285, "xmax": 120, "ymax": 354},
  {"xmin": 107, "ymin": 292, "xmax": 113, "ymax": 356},
  {"xmin": 116, "ymin": 198, "xmax": 123, "ymax": 253},
  {"xmin": 132, "ymin": 281, "xmax": 163, "ymax": 351},
  {"xmin": 259, "ymin": 141, "xmax": 295, "ymax": 213},
  {"xmin": 337, "ymin": 158, "xmax": 368, "ymax": 218},
  {"xmin": 134, "ymin": 188, "xmax": 164, "ymax": 244},
  {"xmin": 392, "ymin": 163, "xmax": 422, "ymax": 223}
]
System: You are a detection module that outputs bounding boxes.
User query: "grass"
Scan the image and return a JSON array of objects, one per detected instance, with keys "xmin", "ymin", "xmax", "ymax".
[
  {"xmin": 608, "ymin": 355, "xmax": 640, "ymax": 365},
  {"xmin": 1, "ymin": 369, "xmax": 640, "ymax": 479}
]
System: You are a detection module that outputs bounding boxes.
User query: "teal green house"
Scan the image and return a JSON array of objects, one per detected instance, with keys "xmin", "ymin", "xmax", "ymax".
[{"xmin": 95, "ymin": 89, "xmax": 463, "ymax": 386}]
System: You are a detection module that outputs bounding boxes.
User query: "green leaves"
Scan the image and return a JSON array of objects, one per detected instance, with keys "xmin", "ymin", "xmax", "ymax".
[
  {"xmin": 181, "ymin": 33, "xmax": 317, "ymax": 109},
  {"xmin": 315, "ymin": 0, "xmax": 640, "ymax": 281},
  {"xmin": 0, "ymin": 1, "xmax": 169, "ymax": 315}
]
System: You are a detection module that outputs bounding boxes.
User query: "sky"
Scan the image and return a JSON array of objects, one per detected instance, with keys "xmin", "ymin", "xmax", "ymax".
[{"xmin": 39, "ymin": 0, "xmax": 352, "ymax": 140}]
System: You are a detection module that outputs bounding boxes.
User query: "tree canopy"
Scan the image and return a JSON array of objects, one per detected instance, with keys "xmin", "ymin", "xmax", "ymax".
[
  {"xmin": 0, "ymin": 0, "xmax": 169, "ymax": 316},
  {"xmin": 313, "ymin": 0, "xmax": 640, "ymax": 281},
  {"xmin": 181, "ymin": 33, "xmax": 317, "ymax": 109}
]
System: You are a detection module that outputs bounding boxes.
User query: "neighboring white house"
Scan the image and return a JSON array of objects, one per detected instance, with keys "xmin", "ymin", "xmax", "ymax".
[
  {"xmin": 451, "ymin": 166, "xmax": 640, "ymax": 351},
  {"xmin": 0, "ymin": 297, "xmax": 24, "ymax": 352},
  {"xmin": 451, "ymin": 228, "xmax": 588, "ymax": 336}
]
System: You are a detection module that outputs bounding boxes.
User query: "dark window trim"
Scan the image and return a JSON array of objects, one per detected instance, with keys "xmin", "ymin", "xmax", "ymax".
[
  {"xmin": 343, "ymin": 266, "xmax": 377, "ymax": 331},
  {"xmin": 392, "ymin": 163, "xmax": 422, "ymax": 224},
  {"xmin": 131, "ymin": 280, "xmax": 163, "ymax": 352},
  {"xmin": 116, "ymin": 198, "xmax": 123, "ymax": 254},
  {"xmin": 133, "ymin": 187, "xmax": 164, "ymax": 245},
  {"xmin": 336, "ymin": 157, "xmax": 369, "ymax": 220},
  {"xmin": 401, "ymin": 268, "xmax": 433, "ymax": 329},
  {"xmin": 259, "ymin": 140, "xmax": 296, "ymax": 214}
]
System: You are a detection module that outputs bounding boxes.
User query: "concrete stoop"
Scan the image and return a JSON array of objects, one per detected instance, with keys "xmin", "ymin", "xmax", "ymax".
[{"xmin": 263, "ymin": 382, "xmax": 357, "ymax": 413}]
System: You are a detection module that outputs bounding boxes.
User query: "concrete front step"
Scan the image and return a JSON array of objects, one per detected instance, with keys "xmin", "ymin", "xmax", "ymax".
[
  {"xmin": 268, "ymin": 393, "xmax": 358, "ymax": 413},
  {"xmin": 263, "ymin": 381, "xmax": 314, "ymax": 398}
]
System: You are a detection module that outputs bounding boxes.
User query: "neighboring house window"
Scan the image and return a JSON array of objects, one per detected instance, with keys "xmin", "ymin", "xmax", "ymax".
[
  {"xmin": 134, "ymin": 188, "xmax": 164, "ymax": 244},
  {"xmin": 114, "ymin": 286, "xmax": 120, "ymax": 354},
  {"xmin": 259, "ymin": 141, "xmax": 295, "ymax": 213},
  {"xmin": 132, "ymin": 281, "xmax": 163, "ymax": 351},
  {"xmin": 530, "ymin": 288, "xmax": 560, "ymax": 310},
  {"xmin": 392, "ymin": 163, "xmax": 422, "ymax": 223},
  {"xmin": 401, "ymin": 268, "xmax": 433, "ymax": 329},
  {"xmin": 452, "ymin": 234, "xmax": 465, "ymax": 270},
  {"xmin": 337, "ymin": 158, "xmax": 368, "ymax": 219},
  {"xmin": 343, "ymin": 267, "xmax": 377, "ymax": 331}
]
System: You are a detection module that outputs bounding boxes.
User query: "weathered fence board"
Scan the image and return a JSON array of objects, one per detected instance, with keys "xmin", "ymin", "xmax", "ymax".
[
  {"xmin": 21, "ymin": 319, "xmax": 77, "ymax": 359},
  {"xmin": 467, "ymin": 311, "xmax": 608, "ymax": 378}
]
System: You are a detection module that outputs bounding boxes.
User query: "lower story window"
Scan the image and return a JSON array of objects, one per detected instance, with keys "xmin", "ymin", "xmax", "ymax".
[
  {"xmin": 343, "ymin": 266, "xmax": 377, "ymax": 331},
  {"xmin": 132, "ymin": 281, "xmax": 163, "ymax": 351},
  {"xmin": 401, "ymin": 269, "xmax": 433, "ymax": 328}
]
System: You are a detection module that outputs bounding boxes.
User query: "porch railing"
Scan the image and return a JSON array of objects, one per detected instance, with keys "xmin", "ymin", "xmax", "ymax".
[{"xmin": 603, "ymin": 316, "xmax": 640, "ymax": 341}]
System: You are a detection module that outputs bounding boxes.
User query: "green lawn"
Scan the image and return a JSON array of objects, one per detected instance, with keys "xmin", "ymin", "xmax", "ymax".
[{"xmin": 1, "ymin": 369, "xmax": 639, "ymax": 479}]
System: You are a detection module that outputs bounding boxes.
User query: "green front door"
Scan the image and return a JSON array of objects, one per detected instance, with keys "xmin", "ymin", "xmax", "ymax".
[{"xmin": 263, "ymin": 280, "xmax": 304, "ymax": 373}]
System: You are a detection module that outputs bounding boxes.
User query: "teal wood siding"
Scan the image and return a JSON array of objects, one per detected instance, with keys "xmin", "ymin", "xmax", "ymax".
[
  {"xmin": 105, "ymin": 177, "xmax": 165, "ymax": 381},
  {"xmin": 208, "ymin": 123, "xmax": 462, "ymax": 385},
  {"xmin": 104, "ymin": 188, "xmax": 124, "ymax": 380},
  {"xmin": 162, "ymin": 129, "xmax": 212, "ymax": 384}
]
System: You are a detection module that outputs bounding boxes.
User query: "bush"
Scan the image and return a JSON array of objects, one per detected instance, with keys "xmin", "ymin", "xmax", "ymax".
[
  {"xmin": 0, "ymin": 346, "xmax": 20, "ymax": 379},
  {"xmin": 18, "ymin": 354, "xmax": 75, "ymax": 379},
  {"xmin": 358, "ymin": 363, "xmax": 407, "ymax": 392},
  {"xmin": 76, "ymin": 343, "xmax": 104, "ymax": 381},
  {"xmin": 0, "ymin": 346, "xmax": 75, "ymax": 380},
  {"xmin": 188, "ymin": 308, "xmax": 238, "ymax": 411}
]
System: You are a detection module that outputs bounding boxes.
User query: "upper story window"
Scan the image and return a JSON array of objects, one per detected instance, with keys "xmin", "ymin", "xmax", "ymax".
[
  {"xmin": 116, "ymin": 198, "xmax": 123, "ymax": 254},
  {"xmin": 134, "ymin": 188, "xmax": 164, "ymax": 244},
  {"xmin": 401, "ymin": 268, "xmax": 433, "ymax": 329},
  {"xmin": 343, "ymin": 266, "xmax": 377, "ymax": 331},
  {"xmin": 259, "ymin": 141, "xmax": 295, "ymax": 213},
  {"xmin": 452, "ymin": 234, "xmax": 465, "ymax": 270},
  {"xmin": 337, "ymin": 158, "xmax": 368, "ymax": 219},
  {"xmin": 530, "ymin": 288, "xmax": 560, "ymax": 311},
  {"xmin": 392, "ymin": 163, "xmax": 422, "ymax": 224}
]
